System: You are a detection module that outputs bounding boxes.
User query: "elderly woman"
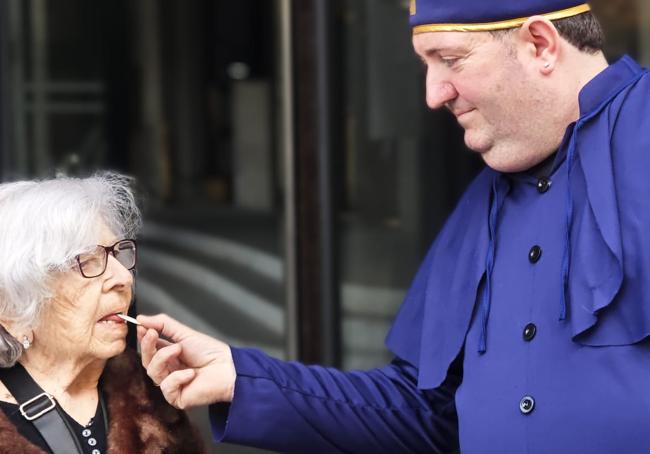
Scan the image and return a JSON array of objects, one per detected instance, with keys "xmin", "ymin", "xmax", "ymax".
[{"xmin": 0, "ymin": 173, "xmax": 203, "ymax": 453}]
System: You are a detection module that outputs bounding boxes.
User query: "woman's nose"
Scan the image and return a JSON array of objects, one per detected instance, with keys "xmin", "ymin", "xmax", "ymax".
[{"xmin": 106, "ymin": 254, "xmax": 134, "ymax": 286}]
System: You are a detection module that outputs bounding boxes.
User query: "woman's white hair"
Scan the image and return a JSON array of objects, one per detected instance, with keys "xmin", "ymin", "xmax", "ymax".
[{"xmin": 0, "ymin": 172, "xmax": 141, "ymax": 366}]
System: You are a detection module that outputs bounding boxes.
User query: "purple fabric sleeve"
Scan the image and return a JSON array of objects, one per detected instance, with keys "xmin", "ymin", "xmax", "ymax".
[{"xmin": 209, "ymin": 347, "xmax": 460, "ymax": 453}]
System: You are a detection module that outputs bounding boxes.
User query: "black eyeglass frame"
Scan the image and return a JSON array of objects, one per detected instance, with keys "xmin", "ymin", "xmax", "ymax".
[{"xmin": 76, "ymin": 239, "xmax": 138, "ymax": 278}]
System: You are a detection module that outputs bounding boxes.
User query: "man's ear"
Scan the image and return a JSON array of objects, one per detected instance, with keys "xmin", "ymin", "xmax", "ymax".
[{"xmin": 517, "ymin": 16, "xmax": 561, "ymax": 74}]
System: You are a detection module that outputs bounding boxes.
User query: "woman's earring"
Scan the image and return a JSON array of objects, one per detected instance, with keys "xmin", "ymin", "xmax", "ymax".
[{"xmin": 21, "ymin": 335, "xmax": 30, "ymax": 350}]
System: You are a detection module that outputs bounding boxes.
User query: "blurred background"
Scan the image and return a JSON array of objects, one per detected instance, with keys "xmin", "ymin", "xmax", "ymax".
[{"xmin": 0, "ymin": 0, "xmax": 646, "ymax": 452}]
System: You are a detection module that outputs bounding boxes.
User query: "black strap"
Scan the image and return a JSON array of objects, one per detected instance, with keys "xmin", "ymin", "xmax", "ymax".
[{"xmin": 0, "ymin": 363, "xmax": 83, "ymax": 454}]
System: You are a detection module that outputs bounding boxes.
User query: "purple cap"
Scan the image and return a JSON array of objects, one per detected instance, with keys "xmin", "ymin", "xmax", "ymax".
[{"xmin": 410, "ymin": 0, "xmax": 591, "ymax": 34}]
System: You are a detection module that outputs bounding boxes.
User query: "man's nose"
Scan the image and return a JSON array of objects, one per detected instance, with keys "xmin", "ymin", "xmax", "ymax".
[{"xmin": 425, "ymin": 70, "xmax": 458, "ymax": 109}]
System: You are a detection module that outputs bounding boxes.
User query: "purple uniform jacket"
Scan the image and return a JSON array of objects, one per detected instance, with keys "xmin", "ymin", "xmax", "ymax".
[{"xmin": 210, "ymin": 56, "xmax": 650, "ymax": 453}]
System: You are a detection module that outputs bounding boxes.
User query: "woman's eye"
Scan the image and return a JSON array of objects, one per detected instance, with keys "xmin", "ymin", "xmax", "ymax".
[{"xmin": 78, "ymin": 255, "xmax": 100, "ymax": 266}]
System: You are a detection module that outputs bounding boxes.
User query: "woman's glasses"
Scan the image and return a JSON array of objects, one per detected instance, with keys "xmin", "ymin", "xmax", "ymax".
[{"xmin": 76, "ymin": 239, "xmax": 137, "ymax": 278}]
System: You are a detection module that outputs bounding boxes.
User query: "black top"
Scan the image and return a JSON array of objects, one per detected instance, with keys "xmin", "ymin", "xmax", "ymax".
[{"xmin": 0, "ymin": 398, "xmax": 107, "ymax": 454}]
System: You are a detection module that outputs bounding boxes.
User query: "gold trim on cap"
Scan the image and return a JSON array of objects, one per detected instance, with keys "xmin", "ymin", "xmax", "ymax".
[
  {"xmin": 410, "ymin": 0, "xmax": 416, "ymax": 16},
  {"xmin": 413, "ymin": 3, "xmax": 591, "ymax": 34}
]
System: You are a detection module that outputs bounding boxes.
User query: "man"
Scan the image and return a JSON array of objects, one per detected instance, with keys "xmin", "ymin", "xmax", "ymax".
[{"xmin": 138, "ymin": 1, "xmax": 650, "ymax": 452}]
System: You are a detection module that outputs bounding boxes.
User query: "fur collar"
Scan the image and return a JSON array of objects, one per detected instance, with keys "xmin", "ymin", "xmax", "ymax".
[{"xmin": 0, "ymin": 349, "xmax": 204, "ymax": 453}]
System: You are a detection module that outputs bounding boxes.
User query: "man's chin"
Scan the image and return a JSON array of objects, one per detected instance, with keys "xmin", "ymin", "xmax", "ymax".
[
  {"xmin": 464, "ymin": 135, "xmax": 535, "ymax": 172},
  {"xmin": 464, "ymin": 133, "xmax": 492, "ymax": 156}
]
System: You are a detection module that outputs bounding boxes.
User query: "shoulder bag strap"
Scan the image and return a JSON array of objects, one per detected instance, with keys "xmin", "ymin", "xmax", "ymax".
[{"xmin": 0, "ymin": 363, "xmax": 83, "ymax": 454}]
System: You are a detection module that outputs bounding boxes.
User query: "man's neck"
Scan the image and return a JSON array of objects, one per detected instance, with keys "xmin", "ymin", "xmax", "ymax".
[
  {"xmin": 528, "ymin": 151, "xmax": 557, "ymax": 178},
  {"xmin": 565, "ymin": 50, "xmax": 609, "ymax": 118}
]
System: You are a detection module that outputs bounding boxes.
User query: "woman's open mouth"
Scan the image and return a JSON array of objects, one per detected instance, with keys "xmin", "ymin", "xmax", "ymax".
[{"xmin": 98, "ymin": 312, "xmax": 127, "ymax": 325}]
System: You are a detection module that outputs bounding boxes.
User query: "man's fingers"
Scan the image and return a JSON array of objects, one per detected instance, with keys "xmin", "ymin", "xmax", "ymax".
[
  {"xmin": 137, "ymin": 313, "xmax": 193, "ymax": 343},
  {"xmin": 136, "ymin": 325, "xmax": 147, "ymax": 342},
  {"xmin": 160, "ymin": 368, "xmax": 197, "ymax": 410},
  {"xmin": 155, "ymin": 338, "xmax": 173, "ymax": 349},
  {"xmin": 146, "ymin": 342, "xmax": 182, "ymax": 385},
  {"xmin": 140, "ymin": 328, "xmax": 160, "ymax": 368},
  {"xmin": 136, "ymin": 313, "xmax": 166, "ymax": 331}
]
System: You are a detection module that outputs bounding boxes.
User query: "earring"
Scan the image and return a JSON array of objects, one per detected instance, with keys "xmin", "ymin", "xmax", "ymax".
[
  {"xmin": 543, "ymin": 62, "xmax": 551, "ymax": 69},
  {"xmin": 21, "ymin": 335, "xmax": 30, "ymax": 350}
]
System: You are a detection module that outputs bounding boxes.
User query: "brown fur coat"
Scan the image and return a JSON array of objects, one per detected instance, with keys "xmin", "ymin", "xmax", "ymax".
[{"xmin": 0, "ymin": 349, "xmax": 205, "ymax": 453}]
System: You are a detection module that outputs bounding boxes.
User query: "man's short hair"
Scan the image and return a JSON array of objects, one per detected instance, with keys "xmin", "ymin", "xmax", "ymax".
[
  {"xmin": 553, "ymin": 11, "xmax": 604, "ymax": 54},
  {"xmin": 492, "ymin": 12, "xmax": 604, "ymax": 54}
]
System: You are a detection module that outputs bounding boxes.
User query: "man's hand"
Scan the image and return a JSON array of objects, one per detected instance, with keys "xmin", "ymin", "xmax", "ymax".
[{"xmin": 137, "ymin": 313, "xmax": 236, "ymax": 410}]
